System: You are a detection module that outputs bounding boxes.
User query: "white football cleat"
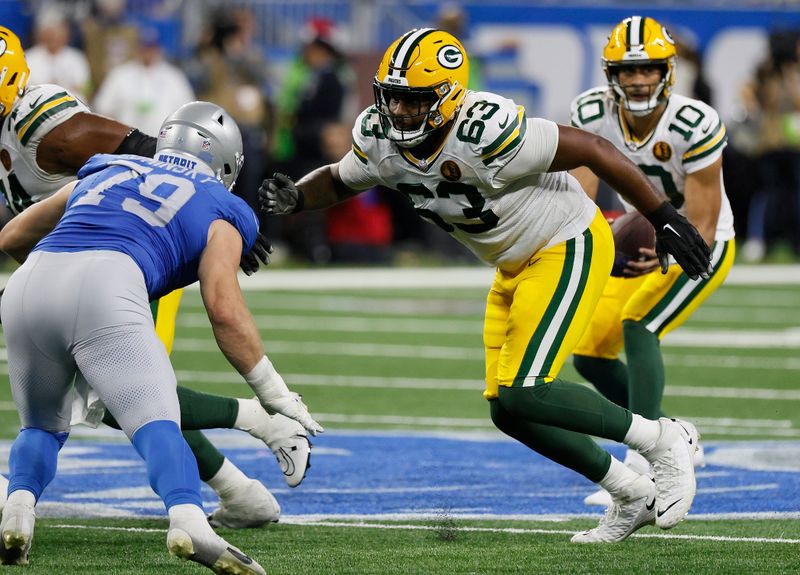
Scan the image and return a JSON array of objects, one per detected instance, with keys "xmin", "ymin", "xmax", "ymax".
[
  {"xmin": 208, "ymin": 478, "xmax": 280, "ymax": 529},
  {"xmin": 571, "ymin": 475, "xmax": 656, "ymax": 543},
  {"xmin": 236, "ymin": 396, "xmax": 311, "ymax": 487},
  {"xmin": 0, "ymin": 475, "xmax": 8, "ymax": 514},
  {"xmin": 167, "ymin": 527, "xmax": 266, "ymax": 575},
  {"xmin": 643, "ymin": 418, "xmax": 699, "ymax": 529},
  {"xmin": 0, "ymin": 491, "xmax": 35, "ymax": 565}
]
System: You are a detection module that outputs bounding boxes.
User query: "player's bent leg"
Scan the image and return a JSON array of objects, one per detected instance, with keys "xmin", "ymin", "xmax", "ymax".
[
  {"xmin": 1, "ymin": 429, "xmax": 68, "ymax": 565},
  {"xmin": 183, "ymin": 430, "xmax": 281, "ymax": 528},
  {"xmin": 489, "ymin": 399, "xmax": 610, "ymax": 481},
  {"xmin": 131, "ymin": 420, "xmax": 265, "ymax": 574},
  {"xmin": 573, "ymin": 355, "xmax": 629, "ymax": 409},
  {"xmin": 168, "ymin": 504, "xmax": 266, "ymax": 575}
]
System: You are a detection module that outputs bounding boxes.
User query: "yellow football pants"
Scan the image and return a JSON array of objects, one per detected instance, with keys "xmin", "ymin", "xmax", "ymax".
[
  {"xmin": 574, "ymin": 239, "xmax": 735, "ymax": 359},
  {"xmin": 483, "ymin": 210, "xmax": 614, "ymax": 400},
  {"xmin": 150, "ymin": 288, "xmax": 183, "ymax": 355}
]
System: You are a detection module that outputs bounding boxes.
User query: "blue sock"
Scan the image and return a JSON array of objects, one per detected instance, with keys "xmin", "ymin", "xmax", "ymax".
[
  {"xmin": 8, "ymin": 428, "xmax": 69, "ymax": 501},
  {"xmin": 131, "ymin": 420, "xmax": 202, "ymax": 509}
]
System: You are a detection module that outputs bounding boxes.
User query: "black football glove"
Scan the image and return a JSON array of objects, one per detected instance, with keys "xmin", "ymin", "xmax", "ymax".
[
  {"xmin": 645, "ymin": 202, "xmax": 711, "ymax": 281},
  {"xmin": 240, "ymin": 232, "xmax": 273, "ymax": 276},
  {"xmin": 258, "ymin": 173, "xmax": 304, "ymax": 216}
]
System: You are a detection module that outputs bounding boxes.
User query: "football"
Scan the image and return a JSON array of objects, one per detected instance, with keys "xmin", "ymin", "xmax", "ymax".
[{"xmin": 610, "ymin": 211, "xmax": 656, "ymax": 261}]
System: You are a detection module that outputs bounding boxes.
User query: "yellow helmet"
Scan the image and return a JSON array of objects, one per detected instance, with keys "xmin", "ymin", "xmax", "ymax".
[
  {"xmin": 602, "ymin": 16, "xmax": 676, "ymax": 116},
  {"xmin": 373, "ymin": 28, "xmax": 469, "ymax": 147},
  {"xmin": 0, "ymin": 27, "xmax": 29, "ymax": 117}
]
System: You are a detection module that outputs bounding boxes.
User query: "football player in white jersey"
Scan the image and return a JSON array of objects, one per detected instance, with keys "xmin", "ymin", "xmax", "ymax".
[
  {"xmin": 261, "ymin": 28, "xmax": 712, "ymax": 542},
  {"xmin": 569, "ymin": 16, "xmax": 735, "ymax": 507},
  {"xmin": 0, "ymin": 26, "xmax": 309, "ymax": 528}
]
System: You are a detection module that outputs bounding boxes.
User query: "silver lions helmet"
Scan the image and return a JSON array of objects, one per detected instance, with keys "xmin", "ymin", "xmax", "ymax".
[{"xmin": 156, "ymin": 101, "xmax": 244, "ymax": 190}]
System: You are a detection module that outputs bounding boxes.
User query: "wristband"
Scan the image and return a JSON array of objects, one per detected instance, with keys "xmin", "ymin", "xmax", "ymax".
[
  {"xmin": 644, "ymin": 201, "xmax": 676, "ymax": 230},
  {"xmin": 243, "ymin": 356, "xmax": 290, "ymax": 404},
  {"xmin": 114, "ymin": 128, "xmax": 157, "ymax": 157}
]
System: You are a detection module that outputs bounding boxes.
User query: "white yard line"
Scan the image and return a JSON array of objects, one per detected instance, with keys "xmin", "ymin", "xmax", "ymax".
[{"xmin": 47, "ymin": 515, "xmax": 800, "ymax": 544}]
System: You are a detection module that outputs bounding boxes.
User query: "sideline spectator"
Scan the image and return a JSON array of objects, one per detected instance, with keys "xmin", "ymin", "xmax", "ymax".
[
  {"xmin": 24, "ymin": 5, "xmax": 91, "ymax": 100},
  {"xmin": 93, "ymin": 26, "xmax": 195, "ymax": 137}
]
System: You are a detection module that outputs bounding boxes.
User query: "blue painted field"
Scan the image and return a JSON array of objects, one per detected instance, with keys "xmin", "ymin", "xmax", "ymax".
[{"xmin": 22, "ymin": 431, "xmax": 800, "ymax": 520}]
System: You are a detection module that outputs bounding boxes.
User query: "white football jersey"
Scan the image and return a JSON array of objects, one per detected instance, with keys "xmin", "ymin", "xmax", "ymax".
[
  {"xmin": 338, "ymin": 90, "xmax": 597, "ymax": 271},
  {"xmin": 0, "ymin": 84, "xmax": 89, "ymax": 214},
  {"xmin": 570, "ymin": 88, "xmax": 734, "ymax": 241}
]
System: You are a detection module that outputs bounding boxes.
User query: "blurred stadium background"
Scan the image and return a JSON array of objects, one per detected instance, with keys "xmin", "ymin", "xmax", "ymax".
[
  {"xmin": 4, "ymin": 0, "xmax": 800, "ymax": 265},
  {"xmin": 1, "ymin": 2, "xmax": 799, "ymax": 573}
]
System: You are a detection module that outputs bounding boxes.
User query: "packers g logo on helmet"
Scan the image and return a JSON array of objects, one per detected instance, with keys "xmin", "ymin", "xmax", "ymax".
[
  {"xmin": 373, "ymin": 28, "xmax": 469, "ymax": 147},
  {"xmin": 0, "ymin": 27, "xmax": 29, "ymax": 117},
  {"xmin": 602, "ymin": 16, "xmax": 676, "ymax": 117}
]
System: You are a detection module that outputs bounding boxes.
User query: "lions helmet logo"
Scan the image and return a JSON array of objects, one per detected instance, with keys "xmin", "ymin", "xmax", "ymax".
[
  {"xmin": 437, "ymin": 45, "xmax": 463, "ymax": 69},
  {"xmin": 441, "ymin": 160, "xmax": 461, "ymax": 181},
  {"xmin": 653, "ymin": 141, "xmax": 672, "ymax": 162}
]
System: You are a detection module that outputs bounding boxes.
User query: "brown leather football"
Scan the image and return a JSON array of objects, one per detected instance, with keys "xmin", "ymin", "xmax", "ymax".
[{"xmin": 610, "ymin": 211, "xmax": 656, "ymax": 260}]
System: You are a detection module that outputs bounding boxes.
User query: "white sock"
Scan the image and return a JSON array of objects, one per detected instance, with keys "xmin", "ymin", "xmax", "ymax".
[
  {"xmin": 6, "ymin": 490, "xmax": 35, "ymax": 508},
  {"xmin": 206, "ymin": 458, "xmax": 251, "ymax": 501},
  {"xmin": 623, "ymin": 414, "xmax": 662, "ymax": 453},
  {"xmin": 168, "ymin": 503, "xmax": 206, "ymax": 526},
  {"xmin": 598, "ymin": 457, "xmax": 642, "ymax": 499},
  {"xmin": 168, "ymin": 503, "xmax": 220, "ymax": 543}
]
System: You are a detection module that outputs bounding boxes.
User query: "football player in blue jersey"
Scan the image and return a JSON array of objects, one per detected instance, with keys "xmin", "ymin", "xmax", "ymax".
[
  {"xmin": 0, "ymin": 26, "xmax": 311, "ymax": 528},
  {"xmin": 0, "ymin": 101, "xmax": 322, "ymax": 573},
  {"xmin": 261, "ymin": 28, "xmax": 711, "ymax": 543}
]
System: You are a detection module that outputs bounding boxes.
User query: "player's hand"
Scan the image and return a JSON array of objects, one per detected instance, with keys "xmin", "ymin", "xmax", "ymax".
[
  {"xmin": 646, "ymin": 202, "xmax": 711, "ymax": 280},
  {"xmin": 258, "ymin": 173, "xmax": 304, "ymax": 215},
  {"xmin": 261, "ymin": 394, "xmax": 324, "ymax": 436},
  {"xmin": 240, "ymin": 232, "xmax": 273, "ymax": 276},
  {"xmin": 626, "ymin": 247, "xmax": 660, "ymax": 276}
]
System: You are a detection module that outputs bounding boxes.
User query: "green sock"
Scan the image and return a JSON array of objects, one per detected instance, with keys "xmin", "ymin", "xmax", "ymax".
[
  {"xmin": 175, "ymin": 386, "xmax": 239, "ymax": 430},
  {"xmin": 497, "ymin": 378, "xmax": 632, "ymax": 442},
  {"xmin": 182, "ymin": 430, "xmax": 225, "ymax": 481},
  {"xmin": 101, "ymin": 411, "xmax": 227, "ymax": 481},
  {"xmin": 573, "ymin": 355, "xmax": 629, "ymax": 408},
  {"xmin": 489, "ymin": 399, "xmax": 611, "ymax": 483},
  {"xmin": 623, "ymin": 320, "xmax": 664, "ymax": 419}
]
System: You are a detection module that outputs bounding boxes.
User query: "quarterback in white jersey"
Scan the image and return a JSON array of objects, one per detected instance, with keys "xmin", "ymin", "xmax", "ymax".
[
  {"xmin": 262, "ymin": 28, "xmax": 712, "ymax": 541},
  {"xmin": 0, "ymin": 26, "xmax": 302, "ymax": 530},
  {"xmin": 569, "ymin": 16, "xmax": 736, "ymax": 509}
]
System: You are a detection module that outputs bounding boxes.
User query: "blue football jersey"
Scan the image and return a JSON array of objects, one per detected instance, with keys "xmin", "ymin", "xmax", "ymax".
[{"xmin": 34, "ymin": 154, "xmax": 258, "ymax": 300}]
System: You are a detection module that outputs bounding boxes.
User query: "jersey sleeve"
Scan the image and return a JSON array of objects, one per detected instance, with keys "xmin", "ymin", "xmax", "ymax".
[
  {"xmin": 472, "ymin": 93, "xmax": 528, "ymax": 171},
  {"xmin": 681, "ymin": 104, "xmax": 727, "ymax": 174},
  {"xmin": 218, "ymin": 188, "xmax": 259, "ymax": 252},
  {"xmin": 493, "ymin": 118, "xmax": 559, "ymax": 184},
  {"xmin": 11, "ymin": 84, "xmax": 89, "ymax": 149},
  {"xmin": 337, "ymin": 106, "xmax": 385, "ymax": 191}
]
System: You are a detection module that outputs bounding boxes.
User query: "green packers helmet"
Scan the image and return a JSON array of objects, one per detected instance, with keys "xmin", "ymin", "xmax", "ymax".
[
  {"xmin": 602, "ymin": 16, "xmax": 676, "ymax": 116},
  {"xmin": 156, "ymin": 101, "xmax": 244, "ymax": 191},
  {"xmin": 373, "ymin": 28, "xmax": 469, "ymax": 147},
  {"xmin": 0, "ymin": 27, "xmax": 29, "ymax": 117}
]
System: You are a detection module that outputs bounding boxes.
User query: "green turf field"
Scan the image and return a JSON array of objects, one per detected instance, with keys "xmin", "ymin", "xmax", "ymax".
[{"xmin": 0, "ymin": 267, "xmax": 797, "ymax": 573}]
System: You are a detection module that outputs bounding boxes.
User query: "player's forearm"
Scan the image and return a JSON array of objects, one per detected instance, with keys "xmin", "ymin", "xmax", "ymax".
[
  {"xmin": 587, "ymin": 140, "xmax": 664, "ymax": 216},
  {"xmin": 295, "ymin": 164, "xmax": 360, "ymax": 210},
  {"xmin": 0, "ymin": 183, "xmax": 73, "ymax": 262},
  {"xmin": 208, "ymin": 304, "xmax": 265, "ymax": 375}
]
